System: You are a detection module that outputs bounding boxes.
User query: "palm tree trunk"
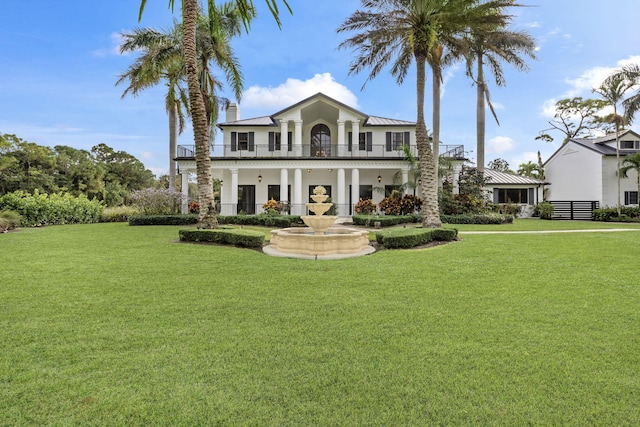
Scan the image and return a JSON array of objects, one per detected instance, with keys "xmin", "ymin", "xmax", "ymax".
[
  {"xmin": 183, "ymin": 0, "xmax": 218, "ymax": 228},
  {"xmin": 476, "ymin": 52, "xmax": 485, "ymax": 174},
  {"xmin": 416, "ymin": 54, "xmax": 441, "ymax": 228},
  {"xmin": 614, "ymin": 107, "xmax": 621, "ymax": 217},
  {"xmin": 168, "ymin": 101, "xmax": 178, "ymax": 191},
  {"xmin": 432, "ymin": 70, "xmax": 440, "ymax": 176}
]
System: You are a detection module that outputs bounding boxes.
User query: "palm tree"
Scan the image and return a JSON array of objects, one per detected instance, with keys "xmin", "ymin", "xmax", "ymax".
[
  {"xmin": 338, "ymin": 0, "xmax": 510, "ymax": 228},
  {"xmin": 117, "ymin": 23, "xmax": 189, "ymax": 191},
  {"xmin": 613, "ymin": 64, "xmax": 640, "ymax": 124},
  {"xmin": 138, "ymin": 0, "xmax": 290, "ymax": 228},
  {"xmin": 620, "ymin": 152, "xmax": 640, "ymax": 206},
  {"xmin": 594, "ymin": 74, "xmax": 633, "ymax": 216},
  {"xmin": 462, "ymin": 10, "xmax": 537, "ymax": 174}
]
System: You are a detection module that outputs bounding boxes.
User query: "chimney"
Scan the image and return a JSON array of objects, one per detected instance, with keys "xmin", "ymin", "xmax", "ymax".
[{"xmin": 225, "ymin": 103, "xmax": 239, "ymax": 123}]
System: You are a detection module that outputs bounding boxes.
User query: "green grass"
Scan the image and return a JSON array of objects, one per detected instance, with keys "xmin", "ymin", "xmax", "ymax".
[{"xmin": 1, "ymin": 222, "xmax": 639, "ymax": 425}]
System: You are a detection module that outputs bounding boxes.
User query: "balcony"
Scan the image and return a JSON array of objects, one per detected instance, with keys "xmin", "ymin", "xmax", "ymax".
[{"xmin": 177, "ymin": 144, "xmax": 465, "ymax": 160}]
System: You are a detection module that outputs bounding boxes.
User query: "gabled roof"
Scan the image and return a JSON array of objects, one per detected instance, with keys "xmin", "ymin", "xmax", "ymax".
[
  {"xmin": 218, "ymin": 92, "xmax": 416, "ymax": 127},
  {"xmin": 483, "ymin": 169, "xmax": 548, "ymax": 185},
  {"xmin": 545, "ymin": 129, "xmax": 640, "ymax": 164}
]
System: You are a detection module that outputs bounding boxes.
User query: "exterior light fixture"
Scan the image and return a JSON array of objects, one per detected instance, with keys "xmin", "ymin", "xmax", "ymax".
[
  {"xmin": 328, "ymin": 168, "xmax": 333, "ymax": 172},
  {"xmin": 307, "ymin": 169, "xmax": 312, "ymax": 173},
  {"xmin": 377, "ymin": 174, "xmax": 382, "ymax": 183},
  {"xmin": 258, "ymin": 170, "xmax": 262, "ymax": 182}
]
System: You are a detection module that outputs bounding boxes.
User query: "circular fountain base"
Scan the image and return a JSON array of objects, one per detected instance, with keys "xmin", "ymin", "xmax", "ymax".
[{"xmin": 263, "ymin": 226, "xmax": 375, "ymax": 260}]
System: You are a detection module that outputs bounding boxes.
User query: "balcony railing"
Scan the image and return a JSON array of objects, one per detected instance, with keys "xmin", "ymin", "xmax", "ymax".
[{"xmin": 177, "ymin": 144, "xmax": 465, "ymax": 160}]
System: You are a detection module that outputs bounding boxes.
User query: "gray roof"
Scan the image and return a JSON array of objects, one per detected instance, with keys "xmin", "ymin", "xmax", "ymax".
[
  {"xmin": 366, "ymin": 116, "xmax": 415, "ymax": 126},
  {"xmin": 484, "ymin": 169, "xmax": 548, "ymax": 185},
  {"xmin": 218, "ymin": 116, "xmax": 276, "ymax": 127}
]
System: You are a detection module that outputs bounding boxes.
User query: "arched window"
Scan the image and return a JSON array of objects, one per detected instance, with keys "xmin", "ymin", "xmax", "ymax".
[{"xmin": 311, "ymin": 124, "xmax": 331, "ymax": 157}]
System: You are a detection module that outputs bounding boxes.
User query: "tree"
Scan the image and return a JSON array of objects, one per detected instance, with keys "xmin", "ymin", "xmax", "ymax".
[
  {"xmin": 594, "ymin": 75, "xmax": 634, "ymax": 216},
  {"xmin": 535, "ymin": 97, "xmax": 610, "ymax": 144},
  {"xmin": 117, "ymin": 23, "xmax": 189, "ymax": 192},
  {"xmin": 609, "ymin": 64, "xmax": 640, "ymax": 125},
  {"xmin": 338, "ymin": 0, "xmax": 510, "ymax": 228},
  {"xmin": 138, "ymin": 0, "xmax": 291, "ymax": 228},
  {"xmin": 53, "ymin": 145, "xmax": 105, "ymax": 199},
  {"xmin": 487, "ymin": 157, "xmax": 512, "ymax": 172},
  {"xmin": 462, "ymin": 6, "xmax": 537, "ymax": 173},
  {"xmin": 517, "ymin": 161, "xmax": 541, "ymax": 179},
  {"xmin": 619, "ymin": 152, "xmax": 640, "ymax": 206}
]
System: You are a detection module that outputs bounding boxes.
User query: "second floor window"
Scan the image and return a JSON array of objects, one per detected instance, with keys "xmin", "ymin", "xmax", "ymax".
[
  {"xmin": 237, "ymin": 132, "xmax": 249, "ymax": 150},
  {"xmin": 386, "ymin": 131, "xmax": 410, "ymax": 151},
  {"xmin": 230, "ymin": 131, "xmax": 254, "ymax": 151}
]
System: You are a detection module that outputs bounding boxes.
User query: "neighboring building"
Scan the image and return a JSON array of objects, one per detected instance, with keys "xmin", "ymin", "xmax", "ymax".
[
  {"xmin": 544, "ymin": 130, "xmax": 640, "ymax": 212},
  {"xmin": 483, "ymin": 168, "xmax": 548, "ymax": 217},
  {"xmin": 176, "ymin": 93, "xmax": 465, "ymax": 216}
]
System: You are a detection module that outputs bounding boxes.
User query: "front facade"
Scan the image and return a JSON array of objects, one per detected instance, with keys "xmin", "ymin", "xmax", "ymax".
[
  {"xmin": 176, "ymin": 93, "xmax": 465, "ymax": 216},
  {"xmin": 545, "ymin": 130, "xmax": 640, "ymax": 208},
  {"xmin": 482, "ymin": 169, "xmax": 547, "ymax": 217}
]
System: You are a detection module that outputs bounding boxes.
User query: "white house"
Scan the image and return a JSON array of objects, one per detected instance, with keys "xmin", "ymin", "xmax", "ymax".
[
  {"xmin": 176, "ymin": 92, "xmax": 466, "ymax": 216},
  {"xmin": 544, "ymin": 130, "xmax": 640, "ymax": 217},
  {"xmin": 482, "ymin": 169, "xmax": 547, "ymax": 217}
]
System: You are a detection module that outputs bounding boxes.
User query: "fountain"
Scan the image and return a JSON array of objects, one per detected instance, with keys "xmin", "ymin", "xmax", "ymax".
[{"xmin": 263, "ymin": 186, "xmax": 375, "ymax": 259}]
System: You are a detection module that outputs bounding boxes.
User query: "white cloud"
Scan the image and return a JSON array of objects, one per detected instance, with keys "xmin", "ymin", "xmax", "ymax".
[
  {"xmin": 487, "ymin": 136, "xmax": 515, "ymax": 154},
  {"xmin": 91, "ymin": 32, "xmax": 127, "ymax": 57},
  {"xmin": 541, "ymin": 55, "xmax": 640, "ymax": 118},
  {"xmin": 241, "ymin": 73, "xmax": 359, "ymax": 113},
  {"xmin": 510, "ymin": 151, "xmax": 539, "ymax": 168}
]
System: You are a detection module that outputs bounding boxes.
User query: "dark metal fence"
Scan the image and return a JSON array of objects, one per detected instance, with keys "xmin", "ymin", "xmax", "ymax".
[{"xmin": 549, "ymin": 201, "xmax": 599, "ymax": 220}]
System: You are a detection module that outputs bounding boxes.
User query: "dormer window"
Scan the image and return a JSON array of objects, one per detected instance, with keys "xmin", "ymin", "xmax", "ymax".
[{"xmin": 620, "ymin": 140, "xmax": 640, "ymax": 150}]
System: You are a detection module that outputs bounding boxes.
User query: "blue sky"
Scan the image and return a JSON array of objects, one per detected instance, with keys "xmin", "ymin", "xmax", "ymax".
[{"xmin": 1, "ymin": 0, "xmax": 639, "ymax": 177}]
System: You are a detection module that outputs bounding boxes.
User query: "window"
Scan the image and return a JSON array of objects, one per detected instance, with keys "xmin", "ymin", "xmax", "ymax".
[
  {"xmin": 359, "ymin": 185, "xmax": 373, "ymax": 200},
  {"xmin": 311, "ymin": 124, "xmax": 331, "ymax": 157},
  {"xmin": 620, "ymin": 140, "xmax": 640, "ymax": 150},
  {"xmin": 496, "ymin": 188, "xmax": 529, "ymax": 204},
  {"xmin": 268, "ymin": 185, "xmax": 291, "ymax": 202},
  {"xmin": 230, "ymin": 131, "xmax": 254, "ymax": 151},
  {"xmin": 348, "ymin": 132, "xmax": 372, "ymax": 152},
  {"xmin": 386, "ymin": 131, "xmax": 410, "ymax": 151},
  {"xmin": 358, "ymin": 133, "xmax": 367, "ymax": 151},
  {"xmin": 625, "ymin": 191, "xmax": 639, "ymax": 205},
  {"xmin": 237, "ymin": 132, "xmax": 249, "ymax": 150}
]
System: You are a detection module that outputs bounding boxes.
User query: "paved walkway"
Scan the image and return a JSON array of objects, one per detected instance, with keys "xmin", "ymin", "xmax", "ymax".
[{"xmin": 461, "ymin": 228, "xmax": 640, "ymax": 235}]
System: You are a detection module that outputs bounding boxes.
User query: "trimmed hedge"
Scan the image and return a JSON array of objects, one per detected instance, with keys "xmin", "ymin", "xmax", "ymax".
[
  {"xmin": 179, "ymin": 228, "xmax": 265, "ymax": 248},
  {"xmin": 592, "ymin": 207, "xmax": 640, "ymax": 222},
  {"xmin": 129, "ymin": 214, "xmax": 303, "ymax": 227},
  {"xmin": 129, "ymin": 215, "xmax": 198, "ymax": 226},
  {"xmin": 375, "ymin": 227, "xmax": 458, "ymax": 249},
  {"xmin": 352, "ymin": 214, "xmax": 421, "ymax": 227},
  {"xmin": 440, "ymin": 213, "xmax": 514, "ymax": 224}
]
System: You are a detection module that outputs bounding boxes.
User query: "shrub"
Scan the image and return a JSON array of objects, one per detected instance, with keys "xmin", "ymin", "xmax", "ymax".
[
  {"xmin": 179, "ymin": 228, "xmax": 264, "ymax": 248},
  {"xmin": 440, "ymin": 213, "xmax": 514, "ymax": 224},
  {"xmin": 379, "ymin": 194, "xmax": 423, "ymax": 215},
  {"xmin": 375, "ymin": 227, "xmax": 457, "ymax": 249},
  {"xmin": 354, "ymin": 198, "xmax": 376, "ymax": 214},
  {"xmin": 592, "ymin": 206, "xmax": 640, "ymax": 222},
  {"xmin": 490, "ymin": 203, "xmax": 521, "ymax": 217},
  {"xmin": 188, "ymin": 201, "xmax": 199, "ymax": 214},
  {"xmin": 0, "ymin": 190, "xmax": 104, "ymax": 227},
  {"xmin": 0, "ymin": 210, "xmax": 21, "ymax": 232},
  {"xmin": 352, "ymin": 214, "xmax": 420, "ymax": 227},
  {"xmin": 100, "ymin": 206, "xmax": 139, "ymax": 223},
  {"xmin": 129, "ymin": 188, "xmax": 184, "ymax": 215},
  {"xmin": 534, "ymin": 201, "xmax": 555, "ymax": 220},
  {"xmin": 128, "ymin": 214, "xmax": 198, "ymax": 226}
]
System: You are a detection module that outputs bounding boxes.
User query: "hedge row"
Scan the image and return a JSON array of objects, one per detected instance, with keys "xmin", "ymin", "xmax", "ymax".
[
  {"xmin": 592, "ymin": 207, "xmax": 640, "ymax": 222},
  {"xmin": 375, "ymin": 227, "xmax": 458, "ymax": 249},
  {"xmin": 354, "ymin": 213, "xmax": 513, "ymax": 227},
  {"xmin": 352, "ymin": 214, "xmax": 421, "ymax": 227},
  {"xmin": 0, "ymin": 191, "xmax": 104, "ymax": 227},
  {"xmin": 129, "ymin": 214, "xmax": 303, "ymax": 227},
  {"xmin": 179, "ymin": 228, "xmax": 265, "ymax": 248},
  {"xmin": 440, "ymin": 213, "xmax": 514, "ymax": 224}
]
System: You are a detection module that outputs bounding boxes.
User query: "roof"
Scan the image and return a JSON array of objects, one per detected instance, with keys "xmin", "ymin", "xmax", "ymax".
[
  {"xmin": 484, "ymin": 169, "xmax": 548, "ymax": 185},
  {"xmin": 545, "ymin": 129, "xmax": 640, "ymax": 164},
  {"xmin": 218, "ymin": 92, "xmax": 415, "ymax": 128}
]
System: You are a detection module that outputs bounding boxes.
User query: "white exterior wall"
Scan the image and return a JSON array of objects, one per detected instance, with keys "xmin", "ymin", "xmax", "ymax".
[
  {"xmin": 602, "ymin": 156, "xmax": 640, "ymax": 207},
  {"xmin": 545, "ymin": 143, "xmax": 602, "ymax": 202}
]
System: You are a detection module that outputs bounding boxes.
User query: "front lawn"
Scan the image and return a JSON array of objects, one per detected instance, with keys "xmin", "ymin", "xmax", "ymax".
[{"xmin": 1, "ymin": 223, "xmax": 639, "ymax": 425}]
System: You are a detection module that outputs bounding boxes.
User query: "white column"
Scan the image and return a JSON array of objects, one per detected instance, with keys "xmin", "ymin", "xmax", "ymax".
[
  {"xmin": 337, "ymin": 119, "xmax": 346, "ymax": 157},
  {"xmin": 180, "ymin": 171, "xmax": 189, "ymax": 214},
  {"xmin": 352, "ymin": 120, "xmax": 360, "ymax": 154},
  {"xmin": 230, "ymin": 168, "xmax": 239, "ymax": 215},
  {"xmin": 351, "ymin": 168, "xmax": 360, "ymax": 212},
  {"xmin": 337, "ymin": 168, "xmax": 346, "ymax": 216},
  {"xmin": 280, "ymin": 168, "xmax": 288, "ymax": 203},
  {"xmin": 293, "ymin": 168, "xmax": 303, "ymax": 215},
  {"xmin": 280, "ymin": 119, "xmax": 289, "ymax": 157},
  {"xmin": 402, "ymin": 168, "xmax": 410, "ymax": 195},
  {"xmin": 294, "ymin": 120, "xmax": 303, "ymax": 157}
]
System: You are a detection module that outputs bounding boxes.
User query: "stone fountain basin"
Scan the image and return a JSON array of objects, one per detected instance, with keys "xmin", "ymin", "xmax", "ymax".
[
  {"xmin": 267, "ymin": 226, "xmax": 373, "ymax": 257},
  {"xmin": 301, "ymin": 214, "xmax": 337, "ymax": 233}
]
